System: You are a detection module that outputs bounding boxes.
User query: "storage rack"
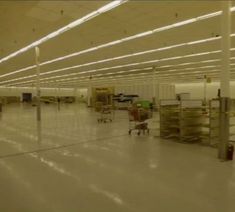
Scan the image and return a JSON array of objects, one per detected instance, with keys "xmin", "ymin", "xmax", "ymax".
[
  {"xmin": 229, "ymin": 99, "xmax": 235, "ymax": 143},
  {"xmin": 160, "ymin": 100, "xmax": 204, "ymax": 143},
  {"xmin": 160, "ymin": 100, "xmax": 180, "ymax": 139},
  {"xmin": 201, "ymin": 100, "xmax": 220, "ymax": 147},
  {"xmin": 201, "ymin": 99, "xmax": 235, "ymax": 147},
  {"xmin": 179, "ymin": 100, "xmax": 204, "ymax": 142}
]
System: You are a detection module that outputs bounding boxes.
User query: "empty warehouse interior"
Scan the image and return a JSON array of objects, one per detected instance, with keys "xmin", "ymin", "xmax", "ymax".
[{"xmin": 0, "ymin": 1, "xmax": 235, "ymax": 211}]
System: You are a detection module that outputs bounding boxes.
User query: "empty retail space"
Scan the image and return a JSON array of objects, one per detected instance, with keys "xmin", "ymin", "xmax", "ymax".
[{"xmin": 1, "ymin": 1, "xmax": 235, "ymax": 212}]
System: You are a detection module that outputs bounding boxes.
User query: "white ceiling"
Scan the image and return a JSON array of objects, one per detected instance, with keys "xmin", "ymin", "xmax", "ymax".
[{"xmin": 0, "ymin": 0, "xmax": 235, "ymax": 88}]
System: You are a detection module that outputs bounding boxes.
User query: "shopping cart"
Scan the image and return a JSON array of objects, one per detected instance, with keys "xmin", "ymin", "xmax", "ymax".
[
  {"xmin": 97, "ymin": 105, "xmax": 114, "ymax": 123},
  {"xmin": 128, "ymin": 106, "xmax": 151, "ymax": 135}
]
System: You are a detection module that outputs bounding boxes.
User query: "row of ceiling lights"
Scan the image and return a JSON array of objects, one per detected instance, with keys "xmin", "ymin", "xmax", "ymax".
[
  {"xmin": 10, "ymin": 61, "xmax": 235, "ymax": 87},
  {"xmin": 11, "ymin": 68, "xmax": 235, "ymax": 88},
  {"xmin": 2, "ymin": 46, "xmax": 235, "ymax": 86},
  {"xmin": 53, "ymin": 69, "xmax": 235, "ymax": 88},
  {"xmin": 1, "ymin": 6, "xmax": 235, "ymax": 82},
  {"xmin": 0, "ymin": 0, "xmax": 128, "ymax": 64},
  {"xmin": 1, "ymin": 3, "xmax": 235, "ymax": 88}
]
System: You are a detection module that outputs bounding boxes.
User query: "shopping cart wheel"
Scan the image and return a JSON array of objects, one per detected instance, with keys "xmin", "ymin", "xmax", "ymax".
[{"xmin": 137, "ymin": 131, "xmax": 140, "ymax": 136}]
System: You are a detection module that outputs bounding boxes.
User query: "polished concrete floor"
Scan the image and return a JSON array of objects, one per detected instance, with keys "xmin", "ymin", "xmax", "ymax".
[{"xmin": 0, "ymin": 103, "xmax": 235, "ymax": 212}]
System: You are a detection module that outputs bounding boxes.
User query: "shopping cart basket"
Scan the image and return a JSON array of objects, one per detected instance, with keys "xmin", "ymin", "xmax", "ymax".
[
  {"xmin": 128, "ymin": 107, "xmax": 151, "ymax": 135},
  {"xmin": 97, "ymin": 105, "xmax": 114, "ymax": 123}
]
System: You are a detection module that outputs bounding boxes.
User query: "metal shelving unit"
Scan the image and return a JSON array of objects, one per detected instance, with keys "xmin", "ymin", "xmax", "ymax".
[
  {"xmin": 201, "ymin": 100, "xmax": 220, "ymax": 147},
  {"xmin": 160, "ymin": 100, "xmax": 180, "ymax": 139},
  {"xmin": 160, "ymin": 99, "xmax": 204, "ymax": 143},
  {"xmin": 179, "ymin": 100, "xmax": 204, "ymax": 143},
  {"xmin": 200, "ymin": 99, "xmax": 235, "ymax": 147}
]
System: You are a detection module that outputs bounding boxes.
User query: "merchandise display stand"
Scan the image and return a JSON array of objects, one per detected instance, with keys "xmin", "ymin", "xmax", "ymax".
[
  {"xmin": 200, "ymin": 99, "xmax": 235, "ymax": 147},
  {"xmin": 201, "ymin": 100, "xmax": 220, "ymax": 147},
  {"xmin": 160, "ymin": 99, "xmax": 203, "ymax": 143},
  {"xmin": 229, "ymin": 99, "xmax": 235, "ymax": 142},
  {"xmin": 160, "ymin": 100, "xmax": 180, "ymax": 139},
  {"xmin": 179, "ymin": 100, "xmax": 204, "ymax": 143}
]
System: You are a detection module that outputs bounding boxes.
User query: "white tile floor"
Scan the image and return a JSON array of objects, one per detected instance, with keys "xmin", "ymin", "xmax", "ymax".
[{"xmin": 0, "ymin": 103, "xmax": 235, "ymax": 212}]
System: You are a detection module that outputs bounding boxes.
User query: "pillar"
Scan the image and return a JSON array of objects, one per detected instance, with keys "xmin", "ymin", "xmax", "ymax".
[{"xmin": 218, "ymin": 1, "xmax": 231, "ymax": 160}]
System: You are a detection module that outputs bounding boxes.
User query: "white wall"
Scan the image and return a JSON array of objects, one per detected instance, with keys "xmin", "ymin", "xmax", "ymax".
[
  {"xmin": 75, "ymin": 88, "xmax": 88, "ymax": 103},
  {"xmin": 159, "ymin": 84, "xmax": 176, "ymax": 100},
  {"xmin": 74, "ymin": 88, "xmax": 88, "ymax": 99},
  {"xmin": 175, "ymin": 82, "xmax": 235, "ymax": 100}
]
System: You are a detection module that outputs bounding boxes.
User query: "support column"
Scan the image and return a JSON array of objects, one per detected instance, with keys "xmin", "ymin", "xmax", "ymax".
[
  {"xmin": 203, "ymin": 75, "xmax": 207, "ymax": 104},
  {"xmin": 152, "ymin": 67, "xmax": 156, "ymax": 100},
  {"xmin": 35, "ymin": 47, "xmax": 41, "ymax": 121},
  {"xmin": 35, "ymin": 47, "xmax": 41, "ymax": 143},
  {"xmin": 218, "ymin": 1, "xmax": 231, "ymax": 160},
  {"xmin": 74, "ymin": 87, "xmax": 78, "ymax": 103},
  {"xmin": 57, "ymin": 81, "xmax": 61, "ymax": 111},
  {"xmin": 87, "ymin": 76, "xmax": 92, "ymax": 107},
  {"xmin": 156, "ymin": 75, "xmax": 160, "ymax": 109}
]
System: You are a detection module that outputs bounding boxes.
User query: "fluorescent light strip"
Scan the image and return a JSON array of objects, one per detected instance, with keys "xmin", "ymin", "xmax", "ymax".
[
  {"xmin": 4, "ymin": 32, "xmax": 235, "ymax": 81},
  {"xmin": 2, "ymin": 35, "xmax": 221, "ymax": 80},
  {"xmin": 0, "ymin": 65, "xmax": 37, "ymax": 79},
  {"xmin": 2, "ymin": 8, "xmax": 235, "ymax": 79},
  {"xmin": 20, "ymin": 9, "xmax": 226, "ymax": 66},
  {"xmin": 0, "ymin": 0, "xmax": 128, "ymax": 64},
  {"xmin": 42, "ymin": 46, "xmax": 228, "ymax": 79},
  {"xmin": 159, "ymin": 70, "xmax": 219, "ymax": 77},
  {"xmin": 56, "ymin": 67, "xmax": 153, "ymax": 83},
  {"xmin": 159, "ymin": 71, "xmax": 235, "ymax": 81},
  {"xmin": 0, "ymin": 49, "xmax": 220, "ymax": 85},
  {"xmin": 11, "ymin": 71, "xmax": 161, "ymax": 86},
  {"xmin": 25, "ymin": 70, "xmax": 227, "ymax": 86},
  {"xmin": 13, "ymin": 64, "xmax": 223, "ymax": 87},
  {"xmin": 41, "ymin": 49, "xmax": 224, "ymax": 80},
  {"xmin": 68, "ymin": 67, "xmax": 221, "ymax": 83},
  {"xmin": 58, "ymin": 71, "xmax": 213, "ymax": 86},
  {"xmin": 5, "ymin": 50, "xmax": 235, "ymax": 86},
  {"xmin": 0, "ymin": 34, "xmax": 219, "ymax": 80},
  {"xmin": 56, "ymin": 64, "xmax": 220, "ymax": 84},
  {"xmin": 98, "ymin": 70, "xmax": 226, "ymax": 84},
  {"xmin": 63, "ymin": 72, "xmax": 150, "ymax": 83},
  {"xmin": 60, "ymin": 67, "xmax": 235, "ymax": 85},
  {"xmin": 2, "ymin": 47, "xmax": 235, "ymax": 86},
  {"xmin": 9, "ymin": 67, "xmax": 153, "ymax": 86},
  {"xmin": 20, "ymin": 7, "xmax": 235, "ymax": 65}
]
